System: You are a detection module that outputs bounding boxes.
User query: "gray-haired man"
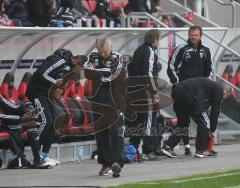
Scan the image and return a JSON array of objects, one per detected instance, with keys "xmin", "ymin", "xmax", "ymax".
[{"xmin": 84, "ymin": 36, "xmax": 124, "ymax": 178}]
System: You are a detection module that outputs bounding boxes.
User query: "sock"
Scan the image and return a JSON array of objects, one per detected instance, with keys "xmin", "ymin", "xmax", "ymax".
[
  {"xmin": 41, "ymin": 152, "xmax": 49, "ymax": 158},
  {"xmin": 185, "ymin": 144, "xmax": 191, "ymax": 149}
]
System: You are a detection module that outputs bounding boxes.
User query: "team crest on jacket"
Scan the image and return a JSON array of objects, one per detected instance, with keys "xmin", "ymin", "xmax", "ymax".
[
  {"xmin": 185, "ymin": 52, "xmax": 191, "ymax": 60},
  {"xmin": 105, "ymin": 60, "xmax": 112, "ymax": 67},
  {"xmin": 93, "ymin": 59, "xmax": 99, "ymax": 66},
  {"xmin": 200, "ymin": 52, "xmax": 204, "ymax": 59}
]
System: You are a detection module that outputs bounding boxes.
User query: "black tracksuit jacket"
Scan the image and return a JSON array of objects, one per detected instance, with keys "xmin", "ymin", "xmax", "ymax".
[
  {"xmin": 0, "ymin": 95, "xmax": 24, "ymax": 125},
  {"xmin": 26, "ymin": 49, "xmax": 74, "ymax": 98},
  {"xmin": 167, "ymin": 40, "xmax": 212, "ymax": 84}
]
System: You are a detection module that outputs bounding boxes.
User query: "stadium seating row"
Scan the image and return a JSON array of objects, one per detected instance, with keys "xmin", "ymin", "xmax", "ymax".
[{"xmin": 0, "ymin": 72, "xmax": 94, "ymax": 143}]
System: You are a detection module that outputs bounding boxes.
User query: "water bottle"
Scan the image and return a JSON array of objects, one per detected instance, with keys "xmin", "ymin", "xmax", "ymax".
[{"xmin": 78, "ymin": 146, "xmax": 84, "ymax": 164}]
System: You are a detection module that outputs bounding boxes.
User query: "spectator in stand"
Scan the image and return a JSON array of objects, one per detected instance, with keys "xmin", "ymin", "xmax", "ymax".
[
  {"xmin": 92, "ymin": 0, "xmax": 113, "ymax": 26},
  {"xmin": 125, "ymin": 0, "xmax": 161, "ymax": 15},
  {"xmin": 59, "ymin": 0, "xmax": 98, "ymax": 27},
  {"xmin": 6, "ymin": 0, "xmax": 33, "ymax": 26},
  {"xmin": 26, "ymin": 0, "xmax": 54, "ymax": 27},
  {"xmin": 161, "ymin": 16, "xmax": 172, "ymax": 27},
  {"xmin": 110, "ymin": 7, "xmax": 125, "ymax": 27},
  {"xmin": 0, "ymin": 0, "xmax": 16, "ymax": 26}
]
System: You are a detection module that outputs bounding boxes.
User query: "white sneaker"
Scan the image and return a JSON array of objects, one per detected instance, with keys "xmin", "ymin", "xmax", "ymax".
[
  {"xmin": 49, "ymin": 158, "xmax": 61, "ymax": 165},
  {"xmin": 43, "ymin": 157, "xmax": 57, "ymax": 166}
]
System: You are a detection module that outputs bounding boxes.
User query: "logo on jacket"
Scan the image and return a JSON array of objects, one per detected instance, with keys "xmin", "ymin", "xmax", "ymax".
[
  {"xmin": 200, "ymin": 52, "xmax": 204, "ymax": 59},
  {"xmin": 185, "ymin": 52, "xmax": 191, "ymax": 60},
  {"xmin": 93, "ymin": 58, "xmax": 99, "ymax": 66}
]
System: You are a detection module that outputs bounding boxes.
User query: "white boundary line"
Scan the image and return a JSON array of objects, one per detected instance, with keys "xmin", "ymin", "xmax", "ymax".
[
  {"xmin": 173, "ymin": 172, "xmax": 240, "ymax": 184},
  {"xmin": 139, "ymin": 172, "xmax": 240, "ymax": 185}
]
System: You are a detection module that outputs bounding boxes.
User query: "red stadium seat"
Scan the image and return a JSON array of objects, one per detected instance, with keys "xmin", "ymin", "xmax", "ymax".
[
  {"xmin": 110, "ymin": 0, "xmax": 128, "ymax": 10},
  {"xmin": 232, "ymin": 65, "xmax": 240, "ymax": 87},
  {"xmin": 222, "ymin": 64, "xmax": 233, "ymax": 82},
  {"xmin": 82, "ymin": 0, "xmax": 97, "ymax": 13},
  {"xmin": 59, "ymin": 80, "xmax": 93, "ymax": 136},
  {"xmin": 138, "ymin": 20, "xmax": 156, "ymax": 28},
  {"xmin": 0, "ymin": 72, "xmax": 18, "ymax": 104}
]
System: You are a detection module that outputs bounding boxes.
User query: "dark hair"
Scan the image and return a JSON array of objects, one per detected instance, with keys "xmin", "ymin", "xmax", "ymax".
[
  {"xmin": 188, "ymin": 25, "xmax": 202, "ymax": 36},
  {"xmin": 144, "ymin": 29, "xmax": 161, "ymax": 44}
]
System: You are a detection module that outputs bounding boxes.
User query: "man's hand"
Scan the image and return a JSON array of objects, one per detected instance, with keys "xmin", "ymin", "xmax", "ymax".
[
  {"xmin": 21, "ymin": 113, "xmax": 34, "ymax": 123},
  {"xmin": 52, "ymin": 88, "xmax": 64, "ymax": 99},
  {"xmin": 55, "ymin": 79, "xmax": 64, "ymax": 88},
  {"xmin": 153, "ymin": 92, "xmax": 160, "ymax": 103}
]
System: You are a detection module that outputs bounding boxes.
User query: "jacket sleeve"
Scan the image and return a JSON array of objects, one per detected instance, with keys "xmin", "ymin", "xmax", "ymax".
[
  {"xmin": 210, "ymin": 88, "xmax": 224, "ymax": 132},
  {"xmin": 84, "ymin": 51, "xmax": 123, "ymax": 82},
  {"xmin": 138, "ymin": 47, "xmax": 158, "ymax": 92},
  {"xmin": 100, "ymin": 54, "xmax": 123, "ymax": 82},
  {"xmin": 0, "ymin": 95, "xmax": 23, "ymax": 115},
  {"xmin": 40, "ymin": 59, "xmax": 67, "ymax": 85},
  {"xmin": 203, "ymin": 47, "xmax": 212, "ymax": 77},
  {"xmin": 0, "ymin": 114, "xmax": 21, "ymax": 125},
  {"xmin": 167, "ymin": 45, "xmax": 183, "ymax": 84}
]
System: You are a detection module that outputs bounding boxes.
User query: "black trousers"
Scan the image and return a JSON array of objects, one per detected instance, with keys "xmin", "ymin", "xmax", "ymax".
[
  {"xmin": 166, "ymin": 102, "xmax": 210, "ymax": 152},
  {"xmin": 29, "ymin": 95, "xmax": 55, "ymax": 154},
  {"xmin": 2, "ymin": 126, "xmax": 24, "ymax": 157},
  {"xmin": 128, "ymin": 112, "xmax": 157, "ymax": 154},
  {"xmin": 92, "ymin": 87, "xmax": 124, "ymax": 168}
]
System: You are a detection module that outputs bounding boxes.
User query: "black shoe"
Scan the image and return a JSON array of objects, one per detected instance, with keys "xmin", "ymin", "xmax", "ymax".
[
  {"xmin": 7, "ymin": 156, "xmax": 31, "ymax": 169},
  {"xmin": 210, "ymin": 150, "xmax": 218, "ymax": 156},
  {"xmin": 195, "ymin": 150, "xmax": 211, "ymax": 158},
  {"xmin": 99, "ymin": 165, "xmax": 112, "ymax": 176},
  {"xmin": 161, "ymin": 145, "xmax": 177, "ymax": 158},
  {"xmin": 185, "ymin": 148, "xmax": 191, "ymax": 156},
  {"xmin": 0, "ymin": 158, "xmax": 2, "ymax": 168},
  {"xmin": 111, "ymin": 163, "xmax": 121, "ymax": 178},
  {"xmin": 20, "ymin": 156, "xmax": 32, "ymax": 168},
  {"xmin": 146, "ymin": 152, "xmax": 157, "ymax": 161}
]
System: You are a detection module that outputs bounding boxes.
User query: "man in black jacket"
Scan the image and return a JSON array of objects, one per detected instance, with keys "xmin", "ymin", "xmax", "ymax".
[
  {"xmin": 161, "ymin": 77, "xmax": 223, "ymax": 158},
  {"xmin": 127, "ymin": 29, "xmax": 161, "ymax": 160},
  {"xmin": 26, "ymin": 49, "xmax": 81, "ymax": 167},
  {"xmin": 84, "ymin": 36, "xmax": 124, "ymax": 178},
  {"xmin": 167, "ymin": 26, "xmax": 212, "ymax": 84},
  {"xmin": 167, "ymin": 26, "xmax": 212, "ymax": 155},
  {"xmin": 0, "ymin": 95, "xmax": 48, "ymax": 168}
]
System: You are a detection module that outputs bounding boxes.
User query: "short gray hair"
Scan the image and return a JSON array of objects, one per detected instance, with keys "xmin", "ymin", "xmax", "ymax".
[{"xmin": 96, "ymin": 36, "xmax": 112, "ymax": 49}]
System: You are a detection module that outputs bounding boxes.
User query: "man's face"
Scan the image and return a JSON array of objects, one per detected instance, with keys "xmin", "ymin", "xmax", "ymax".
[
  {"xmin": 153, "ymin": 38, "xmax": 160, "ymax": 48},
  {"xmin": 188, "ymin": 29, "xmax": 202, "ymax": 47},
  {"xmin": 98, "ymin": 43, "xmax": 112, "ymax": 59}
]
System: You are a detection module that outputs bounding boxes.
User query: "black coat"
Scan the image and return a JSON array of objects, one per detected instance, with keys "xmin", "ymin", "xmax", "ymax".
[
  {"xmin": 172, "ymin": 77, "xmax": 223, "ymax": 132},
  {"xmin": 167, "ymin": 40, "xmax": 212, "ymax": 84},
  {"xmin": 26, "ymin": 49, "xmax": 74, "ymax": 97}
]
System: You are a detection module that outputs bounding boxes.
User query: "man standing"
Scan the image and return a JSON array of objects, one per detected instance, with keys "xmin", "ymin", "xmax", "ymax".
[
  {"xmin": 161, "ymin": 77, "xmax": 223, "ymax": 158},
  {"xmin": 26, "ymin": 49, "xmax": 81, "ymax": 167},
  {"xmin": 84, "ymin": 36, "xmax": 124, "ymax": 178},
  {"xmin": 167, "ymin": 26, "xmax": 212, "ymax": 155},
  {"xmin": 127, "ymin": 29, "xmax": 161, "ymax": 160}
]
